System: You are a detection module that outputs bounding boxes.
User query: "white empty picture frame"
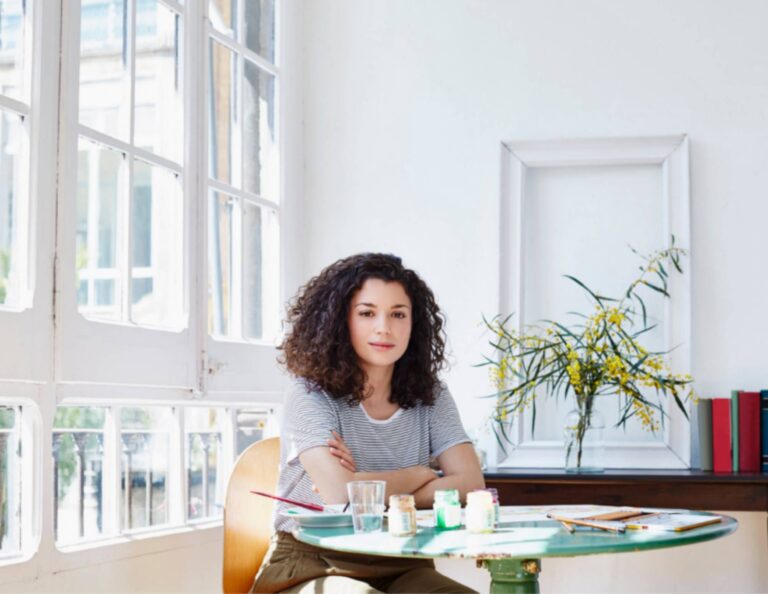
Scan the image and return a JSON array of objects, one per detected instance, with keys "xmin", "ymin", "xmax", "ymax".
[{"xmin": 498, "ymin": 135, "xmax": 691, "ymax": 469}]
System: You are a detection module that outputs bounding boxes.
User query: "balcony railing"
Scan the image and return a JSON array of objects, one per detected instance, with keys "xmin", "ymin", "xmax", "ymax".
[
  {"xmin": 52, "ymin": 429, "xmax": 103, "ymax": 543},
  {"xmin": 121, "ymin": 431, "xmax": 168, "ymax": 530},
  {"xmin": 187, "ymin": 431, "xmax": 222, "ymax": 520}
]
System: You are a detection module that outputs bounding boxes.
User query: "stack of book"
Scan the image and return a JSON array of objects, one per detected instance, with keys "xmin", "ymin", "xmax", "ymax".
[{"xmin": 697, "ymin": 390, "xmax": 768, "ymax": 473}]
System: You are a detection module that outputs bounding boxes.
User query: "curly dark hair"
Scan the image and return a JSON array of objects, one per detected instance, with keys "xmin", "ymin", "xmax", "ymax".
[{"xmin": 279, "ymin": 253, "xmax": 447, "ymax": 408}]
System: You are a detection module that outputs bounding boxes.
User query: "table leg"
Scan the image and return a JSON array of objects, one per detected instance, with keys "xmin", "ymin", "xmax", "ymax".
[{"xmin": 479, "ymin": 558, "xmax": 541, "ymax": 594}]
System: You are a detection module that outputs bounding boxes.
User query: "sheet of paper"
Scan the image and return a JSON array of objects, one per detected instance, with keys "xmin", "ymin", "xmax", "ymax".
[{"xmin": 415, "ymin": 505, "xmax": 693, "ymax": 528}]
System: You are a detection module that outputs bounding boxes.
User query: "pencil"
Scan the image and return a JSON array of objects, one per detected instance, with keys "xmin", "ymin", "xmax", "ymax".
[
  {"xmin": 558, "ymin": 519, "xmax": 576, "ymax": 533},
  {"xmin": 547, "ymin": 513, "xmax": 626, "ymax": 533}
]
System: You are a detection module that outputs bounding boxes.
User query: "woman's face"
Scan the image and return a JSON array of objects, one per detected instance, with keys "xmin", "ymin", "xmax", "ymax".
[{"xmin": 347, "ymin": 278, "xmax": 412, "ymax": 373}]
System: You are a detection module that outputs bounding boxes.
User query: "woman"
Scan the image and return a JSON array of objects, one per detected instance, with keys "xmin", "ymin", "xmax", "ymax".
[{"xmin": 252, "ymin": 253, "xmax": 484, "ymax": 594}]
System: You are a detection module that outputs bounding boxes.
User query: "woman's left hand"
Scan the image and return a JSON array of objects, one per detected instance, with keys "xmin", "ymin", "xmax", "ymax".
[{"xmin": 327, "ymin": 430, "xmax": 357, "ymax": 472}]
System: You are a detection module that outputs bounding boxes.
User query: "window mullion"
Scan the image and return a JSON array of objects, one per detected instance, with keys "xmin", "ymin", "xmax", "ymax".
[
  {"xmin": 242, "ymin": 193, "xmax": 280, "ymax": 213},
  {"xmin": 158, "ymin": 0, "xmax": 183, "ymax": 14},
  {"xmin": 79, "ymin": 124, "xmax": 183, "ymax": 175},
  {"xmin": 86, "ymin": 148, "xmax": 100, "ymax": 308},
  {"xmin": 232, "ymin": 18, "xmax": 244, "ymax": 338},
  {"xmin": 117, "ymin": 155, "xmax": 132, "ymax": 321},
  {"xmin": 102, "ymin": 406, "xmax": 121, "ymax": 536},
  {"xmin": 206, "ymin": 26, "xmax": 278, "ymax": 78},
  {"xmin": 237, "ymin": 0, "xmax": 245, "ymax": 52},
  {"xmin": 122, "ymin": 0, "xmax": 138, "ymax": 321},
  {"xmin": 168, "ymin": 406, "xmax": 185, "ymax": 526},
  {"xmin": 21, "ymin": 0, "xmax": 34, "ymax": 103},
  {"xmin": 9, "ymin": 407, "xmax": 22, "ymax": 551},
  {"xmin": 222, "ymin": 407, "xmax": 237, "ymax": 478},
  {"xmin": 0, "ymin": 95, "xmax": 29, "ymax": 117},
  {"xmin": 208, "ymin": 177, "xmax": 279, "ymax": 211},
  {"xmin": 233, "ymin": 52, "xmax": 243, "ymax": 195},
  {"xmin": 190, "ymin": 0, "xmax": 208, "ymax": 393},
  {"xmin": 17, "ymin": 117, "xmax": 32, "ymax": 304}
]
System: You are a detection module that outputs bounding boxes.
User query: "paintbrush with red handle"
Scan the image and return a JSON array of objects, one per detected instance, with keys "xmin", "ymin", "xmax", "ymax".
[{"xmin": 250, "ymin": 490, "xmax": 325, "ymax": 512}]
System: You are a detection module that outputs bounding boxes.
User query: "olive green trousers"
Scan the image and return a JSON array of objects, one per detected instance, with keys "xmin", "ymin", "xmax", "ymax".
[{"xmin": 252, "ymin": 532, "xmax": 476, "ymax": 594}]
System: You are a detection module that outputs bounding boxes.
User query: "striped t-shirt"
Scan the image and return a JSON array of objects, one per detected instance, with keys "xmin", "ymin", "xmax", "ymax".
[{"xmin": 273, "ymin": 381, "xmax": 471, "ymax": 532}]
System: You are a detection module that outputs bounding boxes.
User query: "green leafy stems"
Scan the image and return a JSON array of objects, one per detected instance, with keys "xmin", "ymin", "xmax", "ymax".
[{"xmin": 480, "ymin": 238, "xmax": 696, "ymax": 452}]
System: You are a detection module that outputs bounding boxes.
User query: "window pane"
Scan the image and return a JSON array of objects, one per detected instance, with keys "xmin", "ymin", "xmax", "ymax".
[
  {"xmin": 129, "ymin": 157, "xmax": 175, "ymax": 322},
  {"xmin": 242, "ymin": 61, "xmax": 276, "ymax": 200},
  {"xmin": 0, "ymin": 0, "xmax": 26, "ymax": 101},
  {"xmin": 135, "ymin": 1, "xmax": 182, "ymax": 162},
  {"xmin": 208, "ymin": 191, "xmax": 234, "ymax": 337},
  {"xmin": 235, "ymin": 408, "xmax": 268, "ymax": 455},
  {"xmin": 0, "ymin": 406, "xmax": 20, "ymax": 557},
  {"xmin": 130, "ymin": 159, "xmax": 184, "ymax": 328},
  {"xmin": 243, "ymin": 203, "xmax": 278, "ymax": 341},
  {"xmin": 185, "ymin": 408, "xmax": 225, "ymax": 521},
  {"xmin": 79, "ymin": 0, "xmax": 129, "ymax": 141},
  {"xmin": 120, "ymin": 407, "xmax": 171, "ymax": 531},
  {"xmin": 53, "ymin": 407, "xmax": 106, "ymax": 545},
  {"xmin": 244, "ymin": 0, "xmax": 275, "ymax": 62},
  {"xmin": 76, "ymin": 139, "xmax": 122, "ymax": 320},
  {"xmin": 0, "ymin": 108, "xmax": 25, "ymax": 308},
  {"xmin": 208, "ymin": 39, "xmax": 237, "ymax": 186},
  {"xmin": 208, "ymin": 0, "xmax": 236, "ymax": 38}
]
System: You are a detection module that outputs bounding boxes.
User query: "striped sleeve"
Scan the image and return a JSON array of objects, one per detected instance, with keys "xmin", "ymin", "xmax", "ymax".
[
  {"xmin": 282, "ymin": 384, "xmax": 340, "ymax": 466},
  {"xmin": 429, "ymin": 385, "xmax": 471, "ymax": 457}
]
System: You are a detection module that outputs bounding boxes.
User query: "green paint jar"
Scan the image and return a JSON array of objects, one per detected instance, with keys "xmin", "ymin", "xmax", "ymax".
[{"xmin": 433, "ymin": 489, "xmax": 461, "ymax": 530}]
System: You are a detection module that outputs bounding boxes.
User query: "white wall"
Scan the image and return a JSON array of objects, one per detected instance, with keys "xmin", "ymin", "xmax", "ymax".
[
  {"xmin": 301, "ymin": 0, "xmax": 768, "ymax": 592},
  {"xmin": 1, "ymin": 531, "xmax": 222, "ymax": 593}
]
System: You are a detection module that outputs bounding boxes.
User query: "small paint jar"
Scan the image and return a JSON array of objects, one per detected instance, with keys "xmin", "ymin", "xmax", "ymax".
[
  {"xmin": 483, "ymin": 487, "xmax": 500, "ymax": 527},
  {"xmin": 388, "ymin": 494, "xmax": 417, "ymax": 537},
  {"xmin": 433, "ymin": 489, "xmax": 462, "ymax": 530},
  {"xmin": 465, "ymin": 489, "xmax": 495, "ymax": 534}
]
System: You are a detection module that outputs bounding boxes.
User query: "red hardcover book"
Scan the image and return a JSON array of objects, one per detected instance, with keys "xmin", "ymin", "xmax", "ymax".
[
  {"xmin": 738, "ymin": 391, "xmax": 761, "ymax": 472},
  {"xmin": 711, "ymin": 398, "xmax": 732, "ymax": 472}
]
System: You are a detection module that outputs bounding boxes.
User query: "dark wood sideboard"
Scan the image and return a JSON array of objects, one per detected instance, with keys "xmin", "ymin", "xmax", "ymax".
[{"xmin": 483, "ymin": 468, "xmax": 768, "ymax": 512}]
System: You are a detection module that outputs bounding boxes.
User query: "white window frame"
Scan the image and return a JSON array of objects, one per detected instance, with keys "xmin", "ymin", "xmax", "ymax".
[
  {"xmin": 203, "ymin": 1, "xmax": 285, "ymax": 398},
  {"xmin": 497, "ymin": 135, "xmax": 692, "ymax": 469},
  {"xmin": 0, "ymin": 0, "xmax": 56, "ymax": 385},
  {"xmin": 55, "ymin": 0, "xmax": 195, "ymax": 388},
  {"xmin": 0, "ymin": 0, "xmax": 33, "ymax": 314},
  {"xmin": 0, "ymin": 0, "xmax": 303, "ymax": 579}
]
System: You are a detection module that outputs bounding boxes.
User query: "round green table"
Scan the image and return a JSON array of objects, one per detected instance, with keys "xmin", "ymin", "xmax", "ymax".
[{"xmin": 293, "ymin": 508, "xmax": 737, "ymax": 593}]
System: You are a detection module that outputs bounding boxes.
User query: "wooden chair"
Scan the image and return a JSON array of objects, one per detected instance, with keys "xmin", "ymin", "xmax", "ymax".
[{"xmin": 223, "ymin": 437, "xmax": 280, "ymax": 594}]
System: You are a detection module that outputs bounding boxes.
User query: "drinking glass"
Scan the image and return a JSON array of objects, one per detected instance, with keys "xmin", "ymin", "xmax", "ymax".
[{"xmin": 346, "ymin": 480, "xmax": 386, "ymax": 533}]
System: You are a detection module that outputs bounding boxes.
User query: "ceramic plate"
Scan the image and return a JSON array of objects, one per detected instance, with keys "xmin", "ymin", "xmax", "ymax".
[{"xmin": 280, "ymin": 505, "xmax": 354, "ymax": 528}]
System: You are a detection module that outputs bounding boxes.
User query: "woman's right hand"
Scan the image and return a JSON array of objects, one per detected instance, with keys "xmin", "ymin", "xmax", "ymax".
[{"xmin": 412, "ymin": 464, "xmax": 440, "ymax": 486}]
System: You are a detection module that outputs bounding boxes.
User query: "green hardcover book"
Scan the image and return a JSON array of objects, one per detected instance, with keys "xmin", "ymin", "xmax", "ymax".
[
  {"xmin": 697, "ymin": 399, "xmax": 713, "ymax": 471},
  {"xmin": 731, "ymin": 389, "xmax": 740, "ymax": 472}
]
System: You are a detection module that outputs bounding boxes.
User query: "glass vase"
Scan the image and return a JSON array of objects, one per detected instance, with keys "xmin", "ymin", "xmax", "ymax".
[{"xmin": 563, "ymin": 401, "xmax": 606, "ymax": 473}]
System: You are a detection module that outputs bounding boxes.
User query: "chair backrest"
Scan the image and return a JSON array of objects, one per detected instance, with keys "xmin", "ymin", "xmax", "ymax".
[{"xmin": 222, "ymin": 436, "xmax": 280, "ymax": 594}]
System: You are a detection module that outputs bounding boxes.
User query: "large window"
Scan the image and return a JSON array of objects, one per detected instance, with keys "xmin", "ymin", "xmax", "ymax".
[{"xmin": 0, "ymin": 0, "xmax": 290, "ymax": 574}]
